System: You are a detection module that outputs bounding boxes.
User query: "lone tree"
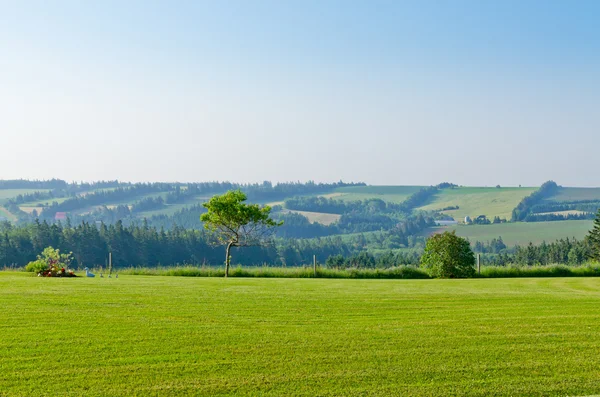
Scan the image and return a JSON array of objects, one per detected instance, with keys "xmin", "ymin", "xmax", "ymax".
[
  {"xmin": 201, "ymin": 190, "xmax": 282, "ymax": 277},
  {"xmin": 588, "ymin": 209, "xmax": 600, "ymax": 261},
  {"xmin": 420, "ymin": 231, "xmax": 475, "ymax": 278}
]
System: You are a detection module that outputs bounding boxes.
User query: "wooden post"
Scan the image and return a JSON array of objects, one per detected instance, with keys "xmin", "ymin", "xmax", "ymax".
[
  {"xmin": 313, "ymin": 255, "xmax": 317, "ymax": 277},
  {"xmin": 109, "ymin": 252, "xmax": 112, "ymax": 275},
  {"xmin": 477, "ymin": 254, "xmax": 481, "ymax": 274}
]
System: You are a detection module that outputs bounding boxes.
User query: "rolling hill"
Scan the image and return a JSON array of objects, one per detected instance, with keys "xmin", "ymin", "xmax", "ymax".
[
  {"xmin": 430, "ymin": 220, "xmax": 593, "ymax": 246},
  {"xmin": 417, "ymin": 187, "xmax": 536, "ymax": 222},
  {"xmin": 546, "ymin": 187, "xmax": 600, "ymax": 202},
  {"xmin": 1, "ymin": 180, "xmax": 599, "ymax": 249},
  {"xmin": 324, "ymin": 185, "xmax": 425, "ymax": 204}
]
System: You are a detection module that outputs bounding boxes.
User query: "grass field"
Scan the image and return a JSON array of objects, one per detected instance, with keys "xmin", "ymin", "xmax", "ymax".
[
  {"xmin": 548, "ymin": 187, "xmax": 600, "ymax": 202},
  {"xmin": 330, "ymin": 185, "xmax": 425, "ymax": 203},
  {"xmin": 431, "ymin": 220, "xmax": 593, "ymax": 246},
  {"xmin": 18, "ymin": 206, "xmax": 45, "ymax": 214},
  {"xmin": 0, "ymin": 206, "xmax": 16, "ymax": 221},
  {"xmin": 138, "ymin": 195, "xmax": 217, "ymax": 218},
  {"xmin": 535, "ymin": 210, "xmax": 588, "ymax": 216},
  {"xmin": 418, "ymin": 187, "xmax": 536, "ymax": 222},
  {"xmin": 19, "ymin": 196, "xmax": 70, "ymax": 207},
  {"xmin": 0, "ymin": 189, "xmax": 50, "ymax": 205},
  {"xmin": 281, "ymin": 209, "xmax": 341, "ymax": 225},
  {"xmin": 2, "ymin": 273, "xmax": 600, "ymax": 396}
]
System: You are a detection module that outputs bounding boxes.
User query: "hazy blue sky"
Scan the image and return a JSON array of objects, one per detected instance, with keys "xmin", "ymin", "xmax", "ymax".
[{"xmin": 1, "ymin": 1, "xmax": 599, "ymax": 186}]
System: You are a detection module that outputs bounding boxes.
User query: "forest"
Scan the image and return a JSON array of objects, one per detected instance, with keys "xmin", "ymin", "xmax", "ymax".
[{"xmin": 0, "ymin": 217, "xmax": 596, "ymax": 269}]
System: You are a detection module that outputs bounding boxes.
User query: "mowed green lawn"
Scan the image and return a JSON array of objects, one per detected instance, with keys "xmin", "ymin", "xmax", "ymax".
[
  {"xmin": 418, "ymin": 187, "xmax": 536, "ymax": 222},
  {"xmin": 2, "ymin": 273, "xmax": 600, "ymax": 396},
  {"xmin": 432, "ymin": 220, "xmax": 593, "ymax": 246}
]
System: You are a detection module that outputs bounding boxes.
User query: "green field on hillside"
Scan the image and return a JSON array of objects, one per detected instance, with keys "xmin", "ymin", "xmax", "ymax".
[
  {"xmin": 418, "ymin": 187, "xmax": 536, "ymax": 221},
  {"xmin": 137, "ymin": 194, "xmax": 221, "ymax": 218},
  {"xmin": 0, "ymin": 206, "xmax": 16, "ymax": 221},
  {"xmin": 19, "ymin": 196, "xmax": 70, "ymax": 207},
  {"xmin": 432, "ymin": 220, "xmax": 593, "ymax": 246},
  {"xmin": 328, "ymin": 185, "xmax": 424, "ymax": 203},
  {"xmin": 549, "ymin": 187, "xmax": 600, "ymax": 202},
  {"xmin": 2, "ymin": 273, "xmax": 600, "ymax": 396},
  {"xmin": 0, "ymin": 189, "xmax": 50, "ymax": 205},
  {"xmin": 281, "ymin": 209, "xmax": 341, "ymax": 225},
  {"xmin": 69, "ymin": 192, "xmax": 174, "ymax": 215}
]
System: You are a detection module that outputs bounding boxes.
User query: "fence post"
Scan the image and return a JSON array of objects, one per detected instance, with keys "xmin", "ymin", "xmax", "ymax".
[
  {"xmin": 313, "ymin": 255, "xmax": 317, "ymax": 277},
  {"xmin": 477, "ymin": 254, "xmax": 481, "ymax": 274}
]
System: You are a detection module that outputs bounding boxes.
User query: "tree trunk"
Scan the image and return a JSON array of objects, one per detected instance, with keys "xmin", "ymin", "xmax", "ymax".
[{"xmin": 225, "ymin": 242, "xmax": 233, "ymax": 278}]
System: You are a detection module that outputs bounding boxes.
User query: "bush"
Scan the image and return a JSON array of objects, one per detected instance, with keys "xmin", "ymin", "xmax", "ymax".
[
  {"xmin": 25, "ymin": 259, "xmax": 48, "ymax": 274},
  {"xmin": 25, "ymin": 246, "xmax": 76, "ymax": 277},
  {"xmin": 420, "ymin": 231, "xmax": 475, "ymax": 278}
]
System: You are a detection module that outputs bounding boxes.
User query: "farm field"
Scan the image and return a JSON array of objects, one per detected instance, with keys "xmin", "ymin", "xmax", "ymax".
[
  {"xmin": 0, "ymin": 206, "xmax": 16, "ymax": 221},
  {"xmin": 0, "ymin": 189, "xmax": 50, "ymax": 204},
  {"xmin": 19, "ymin": 196, "xmax": 70, "ymax": 207},
  {"xmin": 18, "ymin": 206, "xmax": 45, "ymax": 215},
  {"xmin": 548, "ymin": 187, "xmax": 600, "ymax": 202},
  {"xmin": 329, "ymin": 185, "xmax": 425, "ymax": 203},
  {"xmin": 432, "ymin": 220, "xmax": 593, "ymax": 246},
  {"xmin": 68, "ymin": 192, "xmax": 173, "ymax": 216},
  {"xmin": 418, "ymin": 187, "xmax": 536, "ymax": 222},
  {"xmin": 536, "ymin": 210, "xmax": 588, "ymax": 216},
  {"xmin": 2, "ymin": 273, "xmax": 600, "ymax": 396},
  {"xmin": 281, "ymin": 209, "xmax": 341, "ymax": 225}
]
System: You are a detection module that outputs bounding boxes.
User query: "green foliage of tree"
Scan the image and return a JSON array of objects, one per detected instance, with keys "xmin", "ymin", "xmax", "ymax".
[
  {"xmin": 587, "ymin": 209, "xmax": 600, "ymax": 261},
  {"xmin": 201, "ymin": 190, "xmax": 282, "ymax": 277},
  {"xmin": 420, "ymin": 231, "xmax": 475, "ymax": 278},
  {"xmin": 511, "ymin": 180, "xmax": 559, "ymax": 221}
]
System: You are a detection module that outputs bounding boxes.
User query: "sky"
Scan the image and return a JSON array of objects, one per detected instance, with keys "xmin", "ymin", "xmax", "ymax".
[{"xmin": 1, "ymin": 0, "xmax": 599, "ymax": 187}]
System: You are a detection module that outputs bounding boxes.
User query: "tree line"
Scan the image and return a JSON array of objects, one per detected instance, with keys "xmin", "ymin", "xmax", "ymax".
[
  {"xmin": 1, "ymin": 217, "xmax": 598, "ymax": 269},
  {"xmin": 0, "ymin": 220, "xmax": 357, "ymax": 268},
  {"xmin": 511, "ymin": 181, "xmax": 559, "ymax": 221}
]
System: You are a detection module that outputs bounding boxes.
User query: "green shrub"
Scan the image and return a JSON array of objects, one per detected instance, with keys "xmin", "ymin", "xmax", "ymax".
[
  {"xmin": 25, "ymin": 259, "xmax": 48, "ymax": 274},
  {"xmin": 420, "ymin": 231, "xmax": 475, "ymax": 278}
]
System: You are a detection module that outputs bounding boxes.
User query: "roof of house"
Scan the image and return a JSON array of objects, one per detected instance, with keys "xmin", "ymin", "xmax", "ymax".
[{"xmin": 55, "ymin": 212, "xmax": 67, "ymax": 220}]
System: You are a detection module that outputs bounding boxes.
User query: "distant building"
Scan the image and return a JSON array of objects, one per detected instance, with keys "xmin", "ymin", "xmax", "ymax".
[
  {"xmin": 55, "ymin": 212, "xmax": 67, "ymax": 221},
  {"xmin": 464, "ymin": 216, "xmax": 472, "ymax": 224}
]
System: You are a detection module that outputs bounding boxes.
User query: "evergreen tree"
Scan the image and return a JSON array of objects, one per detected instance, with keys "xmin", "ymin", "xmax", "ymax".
[{"xmin": 588, "ymin": 209, "xmax": 600, "ymax": 261}]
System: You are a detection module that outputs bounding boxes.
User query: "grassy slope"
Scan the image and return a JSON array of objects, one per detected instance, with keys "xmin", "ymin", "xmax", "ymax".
[
  {"xmin": 0, "ymin": 190, "xmax": 42, "ymax": 221},
  {"xmin": 330, "ymin": 185, "xmax": 425, "ymax": 203},
  {"xmin": 536, "ymin": 210, "xmax": 587, "ymax": 216},
  {"xmin": 0, "ymin": 206, "xmax": 16, "ymax": 221},
  {"xmin": 280, "ymin": 209, "xmax": 341, "ymax": 225},
  {"xmin": 418, "ymin": 187, "xmax": 536, "ymax": 222},
  {"xmin": 431, "ymin": 220, "xmax": 593, "ymax": 246},
  {"xmin": 0, "ymin": 189, "xmax": 50, "ymax": 205},
  {"xmin": 2, "ymin": 273, "xmax": 600, "ymax": 396},
  {"xmin": 71, "ymin": 192, "xmax": 174, "ymax": 215},
  {"xmin": 549, "ymin": 187, "xmax": 600, "ymax": 202},
  {"xmin": 136, "ymin": 195, "xmax": 211, "ymax": 218},
  {"xmin": 19, "ymin": 196, "xmax": 70, "ymax": 207}
]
